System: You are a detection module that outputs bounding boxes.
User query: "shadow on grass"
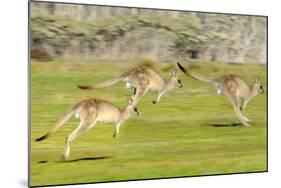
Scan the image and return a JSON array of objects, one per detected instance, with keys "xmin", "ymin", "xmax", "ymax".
[
  {"xmin": 206, "ymin": 123, "xmax": 242, "ymax": 127},
  {"xmin": 38, "ymin": 156, "xmax": 112, "ymax": 164},
  {"xmin": 38, "ymin": 160, "xmax": 48, "ymax": 164},
  {"xmin": 60, "ymin": 156, "xmax": 112, "ymax": 163}
]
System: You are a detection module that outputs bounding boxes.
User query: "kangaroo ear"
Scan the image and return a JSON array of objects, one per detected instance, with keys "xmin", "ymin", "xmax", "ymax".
[
  {"xmin": 128, "ymin": 98, "xmax": 133, "ymax": 106},
  {"xmin": 171, "ymin": 69, "xmax": 178, "ymax": 77},
  {"xmin": 253, "ymin": 76, "xmax": 260, "ymax": 83}
]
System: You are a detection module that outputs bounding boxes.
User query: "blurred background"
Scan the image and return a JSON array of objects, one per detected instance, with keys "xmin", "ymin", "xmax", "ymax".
[{"xmin": 30, "ymin": 1, "xmax": 267, "ymax": 64}]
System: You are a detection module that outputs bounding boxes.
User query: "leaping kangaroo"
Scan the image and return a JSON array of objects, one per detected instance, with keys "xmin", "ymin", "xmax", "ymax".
[
  {"xmin": 77, "ymin": 66, "xmax": 183, "ymax": 105},
  {"xmin": 35, "ymin": 98, "xmax": 139, "ymax": 161},
  {"xmin": 177, "ymin": 62, "xmax": 264, "ymax": 127}
]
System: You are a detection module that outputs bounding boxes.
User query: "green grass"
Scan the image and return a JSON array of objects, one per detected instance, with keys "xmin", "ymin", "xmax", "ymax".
[{"xmin": 30, "ymin": 60, "xmax": 267, "ymax": 186}]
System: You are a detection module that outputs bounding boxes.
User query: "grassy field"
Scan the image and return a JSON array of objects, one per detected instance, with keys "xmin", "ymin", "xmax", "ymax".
[{"xmin": 30, "ymin": 59, "xmax": 267, "ymax": 187}]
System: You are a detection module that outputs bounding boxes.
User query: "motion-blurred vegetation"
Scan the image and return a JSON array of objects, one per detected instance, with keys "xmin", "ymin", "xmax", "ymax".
[{"xmin": 30, "ymin": 2, "xmax": 267, "ymax": 63}]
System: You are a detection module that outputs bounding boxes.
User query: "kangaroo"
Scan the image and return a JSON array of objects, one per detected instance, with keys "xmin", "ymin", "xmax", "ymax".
[
  {"xmin": 35, "ymin": 98, "xmax": 139, "ymax": 161},
  {"xmin": 177, "ymin": 63, "xmax": 264, "ymax": 127},
  {"xmin": 77, "ymin": 66, "xmax": 183, "ymax": 105}
]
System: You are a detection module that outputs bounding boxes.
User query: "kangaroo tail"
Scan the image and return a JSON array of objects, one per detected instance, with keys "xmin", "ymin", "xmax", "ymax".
[
  {"xmin": 177, "ymin": 62, "xmax": 215, "ymax": 83},
  {"xmin": 35, "ymin": 105, "xmax": 78, "ymax": 142},
  {"xmin": 77, "ymin": 76, "xmax": 122, "ymax": 90}
]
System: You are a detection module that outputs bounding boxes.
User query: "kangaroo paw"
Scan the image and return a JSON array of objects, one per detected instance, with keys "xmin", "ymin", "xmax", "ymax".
[
  {"xmin": 246, "ymin": 119, "xmax": 252, "ymax": 123},
  {"xmin": 242, "ymin": 121, "xmax": 251, "ymax": 127},
  {"xmin": 61, "ymin": 154, "xmax": 69, "ymax": 161},
  {"xmin": 113, "ymin": 132, "xmax": 118, "ymax": 138},
  {"xmin": 242, "ymin": 116, "xmax": 252, "ymax": 123}
]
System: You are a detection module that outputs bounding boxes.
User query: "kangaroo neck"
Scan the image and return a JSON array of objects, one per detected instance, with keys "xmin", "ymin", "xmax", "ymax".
[
  {"xmin": 118, "ymin": 108, "xmax": 130, "ymax": 122},
  {"xmin": 162, "ymin": 79, "xmax": 174, "ymax": 92},
  {"xmin": 150, "ymin": 77, "xmax": 169, "ymax": 92},
  {"xmin": 246, "ymin": 86, "xmax": 258, "ymax": 100}
]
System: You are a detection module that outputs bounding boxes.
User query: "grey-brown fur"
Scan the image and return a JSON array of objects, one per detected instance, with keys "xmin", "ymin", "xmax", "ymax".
[
  {"xmin": 35, "ymin": 98, "xmax": 139, "ymax": 160},
  {"xmin": 177, "ymin": 63, "xmax": 264, "ymax": 127},
  {"xmin": 77, "ymin": 66, "xmax": 183, "ymax": 105}
]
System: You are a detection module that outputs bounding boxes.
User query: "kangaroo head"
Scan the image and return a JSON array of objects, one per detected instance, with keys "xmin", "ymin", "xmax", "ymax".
[
  {"xmin": 252, "ymin": 76, "xmax": 264, "ymax": 94},
  {"xmin": 170, "ymin": 70, "xmax": 183, "ymax": 88},
  {"xmin": 125, "ymin": 100, "xmax": 140, "ymax": 116}
]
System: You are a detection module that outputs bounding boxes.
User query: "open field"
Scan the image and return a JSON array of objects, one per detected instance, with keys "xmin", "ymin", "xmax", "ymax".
[{"xmin": 30, "ymin": 60, "xmax": 267, "ymax": 187}]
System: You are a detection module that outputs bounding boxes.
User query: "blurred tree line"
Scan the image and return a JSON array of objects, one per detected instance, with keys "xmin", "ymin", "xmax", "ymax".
[{"xmin": 30, "ymin": 2, "xmax": 267, "ymax": 64}]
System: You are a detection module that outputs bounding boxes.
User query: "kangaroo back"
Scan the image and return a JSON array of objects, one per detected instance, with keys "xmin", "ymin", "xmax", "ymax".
[
  {"xmin": 77, "ymin": 76, "xmax": 122, "ymax": 90},
  {"xmin": 177, "ymin": 63, "xmax": 215, "ymax": 83},
  {"xmin": 35, "ymin": 105, "xmax": 78, "ymax": 141}
]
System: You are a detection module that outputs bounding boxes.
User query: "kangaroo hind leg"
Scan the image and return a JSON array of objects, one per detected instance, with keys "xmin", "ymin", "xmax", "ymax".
[
  {"xmin": 130, "ymin": 87, "xmax": 148, "ymax": 105},
  {"xmin": 62, "ymin": 116, "xmax": 97, "ymax": 161},
  {"xmin": 229, "ymin": 95, "xmax": 251, "ymax": 127}
]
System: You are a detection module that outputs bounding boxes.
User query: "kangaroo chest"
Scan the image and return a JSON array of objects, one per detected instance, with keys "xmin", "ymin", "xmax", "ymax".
[{"xmin": 96, "ymin": 107, "xmax": 120, "ymax": 124}]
